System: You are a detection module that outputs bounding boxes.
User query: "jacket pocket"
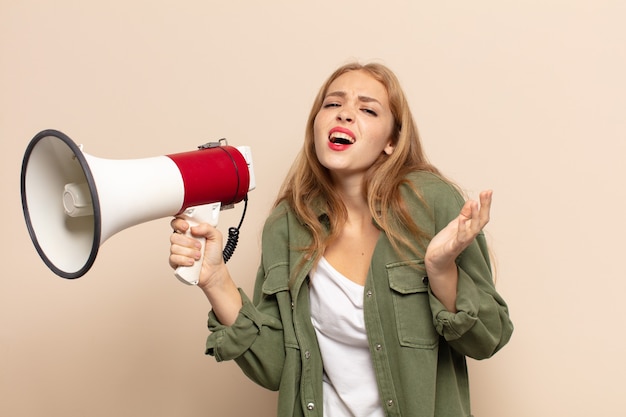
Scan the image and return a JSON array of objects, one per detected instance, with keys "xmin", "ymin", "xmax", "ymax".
[
  {"xmin": 386, "ymin": 260, "xmax": 439, "ymax": 349},
  {"xmin": 262, "ymin": 262, "xmax": 290, "ymax": 294}
]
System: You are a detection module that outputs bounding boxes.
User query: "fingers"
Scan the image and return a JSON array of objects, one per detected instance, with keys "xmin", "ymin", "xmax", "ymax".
[
  {"xmin": 478, "ymin": 190, "xmax": 493, "ymax": 227},
  {"xmin": 169, "ymin": 232, "xmax": 201, "ymax": 269},
  {"xmin": 458, "ymin": 190, "xmax": 493, "ymax": 239},
  {"xmin": 170, "ymin": 217, "xmax": 189, "ymax": 234},
  {"xmin": 169, "ymin": 218, "xmax": 225, "ymax": 271},
  {"xmin": 169, "ymin": 217, "xmax": 204, "ymax": 270},
  {"xmin": 171, "ymin": 217, "xmax": 217, "ymax": 239}
]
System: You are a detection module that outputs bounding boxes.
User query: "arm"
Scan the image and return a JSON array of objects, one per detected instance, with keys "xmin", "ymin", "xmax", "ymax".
[
  {"xmin": 429, "ymin": 230, "xmax": 513, "ymax": 359},
  {"xmin": 424, "ymin": 190, "xmax": 493, "ymax": 312},
  {"xmin": 427, "ymin": 189, "xmax": 512, "ymax": 359},
  {"xmin": 407, "ymin": 174, "xmax": 513, "ymax": 359},
  {"xmin": 169, "ymin": 211, "xmax": 291, "ymax": 390}
]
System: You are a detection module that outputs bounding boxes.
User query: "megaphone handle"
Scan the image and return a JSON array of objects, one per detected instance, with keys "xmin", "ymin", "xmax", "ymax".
[{"xmin": 174, "ymin": 203, "xmax": 221, "ymax": 285}]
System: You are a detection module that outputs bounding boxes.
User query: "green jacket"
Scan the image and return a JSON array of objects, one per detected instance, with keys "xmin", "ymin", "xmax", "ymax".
[{"xmin": 206, "ymin": 172, "xmax": 513, "ymax": 417}]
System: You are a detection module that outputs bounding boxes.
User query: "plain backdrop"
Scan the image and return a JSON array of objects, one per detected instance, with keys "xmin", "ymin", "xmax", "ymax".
[{"xmin": 2, "ymin": 1, "xmax": 625, "ymax": 416}]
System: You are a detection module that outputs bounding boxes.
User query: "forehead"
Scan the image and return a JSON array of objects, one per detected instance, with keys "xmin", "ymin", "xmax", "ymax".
[{"xmin": 326, "ymin": 70, "xmax": 389, "ymax": 103}]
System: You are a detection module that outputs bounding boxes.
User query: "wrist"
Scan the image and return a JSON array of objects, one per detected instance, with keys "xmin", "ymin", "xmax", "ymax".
[
  {"xmin": 198, "ymin": 263, "xmax": 229, "ymax": 293},
  {"xmin": 424, "ymin": 261, "xmax": 458, "ymax": 313},
  {"xmin": 424, "ymin": 255, "xmax": 457, "ymax": 277}
]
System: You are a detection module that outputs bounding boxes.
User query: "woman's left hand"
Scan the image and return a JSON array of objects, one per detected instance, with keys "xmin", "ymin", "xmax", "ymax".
[{"xmin": 425, "ymin": 190, "xmax": 493, "ymax": 275}]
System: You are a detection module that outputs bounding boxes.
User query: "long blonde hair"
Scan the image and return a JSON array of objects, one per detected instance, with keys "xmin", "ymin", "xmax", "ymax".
[{"xmin": 275, "ymin": 62, "xmax": 443, "ymax": 264}]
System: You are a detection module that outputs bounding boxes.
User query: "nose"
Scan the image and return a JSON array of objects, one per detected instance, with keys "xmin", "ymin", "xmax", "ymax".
[{"xmin": 337, "ymin": 110, "xmax": 354, "ymax": 123}]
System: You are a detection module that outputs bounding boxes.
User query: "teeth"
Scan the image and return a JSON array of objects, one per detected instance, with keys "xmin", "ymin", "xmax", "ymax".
[{"xmin": 330, "ymin": 132, "xmax": 355, "ymax": 144}]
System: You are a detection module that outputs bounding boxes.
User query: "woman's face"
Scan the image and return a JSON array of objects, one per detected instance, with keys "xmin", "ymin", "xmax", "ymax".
[{"xmin": 313, "ymin": 70, "xmax": 395, "ymax": 183}]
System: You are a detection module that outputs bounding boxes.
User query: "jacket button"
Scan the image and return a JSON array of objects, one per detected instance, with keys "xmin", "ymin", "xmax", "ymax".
[
  {"xmin": 304, "ymin": 350, "xmax": 311, "ymax": 359},
  {"xmin": 306, "ymin": 402, "xmax": 315, "ymax": 410},
  {"xmin": 375, "ymin": 343, "xmax": 382, "ymax": 351},
  {"xmin": 366, "ymin": 290, "xmax": 373, "ymax": 297},
  {"xmin": 387, "ymin": 399, "xmax": 394, "ymax": 407},
  {"xmin": 422, "ymin": 276, "xmax": 429, "ymax": 285}
]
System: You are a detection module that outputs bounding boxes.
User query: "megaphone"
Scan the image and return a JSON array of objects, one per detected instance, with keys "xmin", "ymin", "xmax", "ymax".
[{"xmin": 20, "ymin": 129, "xmax": 256, "ymax": 285}]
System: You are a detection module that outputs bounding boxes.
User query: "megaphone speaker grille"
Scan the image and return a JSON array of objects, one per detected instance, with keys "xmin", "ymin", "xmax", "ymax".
[{"xmin": 21, "ymin": 130, "xmax": 101, "ymax": 279}]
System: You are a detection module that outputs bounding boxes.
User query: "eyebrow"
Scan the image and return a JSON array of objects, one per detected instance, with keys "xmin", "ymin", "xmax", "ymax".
[{"xmin": 325, "ymin": 91, "xmax": 382, "ymax": 105}]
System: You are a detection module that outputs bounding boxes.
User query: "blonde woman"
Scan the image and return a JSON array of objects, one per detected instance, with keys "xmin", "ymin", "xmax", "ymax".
[{"xmin": 169, "ymin": 62, "xmax": 513, "ymax": 417}]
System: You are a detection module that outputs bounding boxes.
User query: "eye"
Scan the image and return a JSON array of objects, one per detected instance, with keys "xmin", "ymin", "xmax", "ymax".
[
  {"xmin": 362, "ymin": 108, "xmax": 378, "ymax": 116},
  {"xmin": 323, "ymin": 102, "xmax": 340, "ymax": 109}
]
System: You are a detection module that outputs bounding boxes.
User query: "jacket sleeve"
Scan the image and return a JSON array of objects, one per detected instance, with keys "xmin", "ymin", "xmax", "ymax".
[
  {"xmin": 428, "ymin": 231, "xmax": 513, "ymax": 359},
  {"xmin": 204, "ymin": 211, "xmax": 291, "ymax": 391},
  {"xmin": 418, "ymin": 175, "xmax": 514, "ymax": 359}
]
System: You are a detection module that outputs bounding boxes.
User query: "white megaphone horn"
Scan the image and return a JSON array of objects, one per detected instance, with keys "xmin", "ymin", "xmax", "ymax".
[{"xmin": 20, "ymin": 129, "xmax": 256, "ymax": 285}]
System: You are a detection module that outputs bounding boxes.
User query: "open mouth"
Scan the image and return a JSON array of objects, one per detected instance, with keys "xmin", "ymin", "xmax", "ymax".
[{"xmin": 329, "ymin": 131, "xmax": 355, "ymax": 145}]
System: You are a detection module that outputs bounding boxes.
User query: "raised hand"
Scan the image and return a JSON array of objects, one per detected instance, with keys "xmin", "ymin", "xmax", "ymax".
[{"xmin": 424, "ymin": 190, "xmax": 493, "ymax": 311}]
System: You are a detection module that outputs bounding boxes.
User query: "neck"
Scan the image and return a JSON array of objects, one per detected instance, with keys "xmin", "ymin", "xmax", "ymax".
[{"xmin": 331, "ymin": 175, "xmax": 370, "ymax": 221}]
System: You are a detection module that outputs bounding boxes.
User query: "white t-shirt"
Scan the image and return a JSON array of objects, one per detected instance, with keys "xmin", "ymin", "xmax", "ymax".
[{"xmin": 309, "ymin": 257, "xmax": 384, "ymax": 417}]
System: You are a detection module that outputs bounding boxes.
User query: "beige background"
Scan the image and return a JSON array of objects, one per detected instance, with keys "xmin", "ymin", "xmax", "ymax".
[{"xmin": 2, "ymin": 1, "xmax": 625, "ymax": 416}]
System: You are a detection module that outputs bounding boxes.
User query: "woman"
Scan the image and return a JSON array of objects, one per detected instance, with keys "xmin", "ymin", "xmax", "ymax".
[{"xmin": 169, "ymin": 62, "xmax": 513, "ymax": 417}]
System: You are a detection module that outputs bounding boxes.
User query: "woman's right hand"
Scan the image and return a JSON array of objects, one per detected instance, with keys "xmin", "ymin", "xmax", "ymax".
[
  {"xmin": 169, "ymin": 217, "xmax": 225, "ymax": 288},
  {"xmin": 169, "ymin": 217, "xmax": 242, "ymax": 325},
  {"xmin": 169, "ymin": 217, "xmax": 199, "ymax": 266}
]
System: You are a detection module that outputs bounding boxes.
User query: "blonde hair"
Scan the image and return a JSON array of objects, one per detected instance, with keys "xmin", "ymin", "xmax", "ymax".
[{"xmin": 275, "ymin": 62, "xmax": 443, "ymax": 265}]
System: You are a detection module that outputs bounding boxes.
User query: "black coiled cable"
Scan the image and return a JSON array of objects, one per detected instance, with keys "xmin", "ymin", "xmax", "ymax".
[
  {"xmin": 222, "ymin": 194, "xmax": 248, "ymax": 263},
  {"xmin": 222, "ymin": 227, "xmax": 239, "ymax": 263}
]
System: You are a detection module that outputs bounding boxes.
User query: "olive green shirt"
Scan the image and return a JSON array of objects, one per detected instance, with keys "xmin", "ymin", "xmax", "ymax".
[{"xmin": 206, "ymin": 172, "xmax": 513, "ymax": 417}]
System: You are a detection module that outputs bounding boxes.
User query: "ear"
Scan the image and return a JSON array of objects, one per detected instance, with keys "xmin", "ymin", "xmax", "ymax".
[{"xmin": 383, "ymin": 141, "xmax": 395, "ymax": 155}]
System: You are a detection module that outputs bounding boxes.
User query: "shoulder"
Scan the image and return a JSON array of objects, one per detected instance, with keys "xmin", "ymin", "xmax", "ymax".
[
  {"xmin": 262, "ymin": 201, "xmax": 291, "ymax": 237},
  {"xmin": 400, "ymin": 171, "xmax": 467, "ymax": 232},
  {"xmin": 402, "ymin": 171, "xmax": 465, "ymax": 208},
  {"xmin": 262, "ymin": 201, "xmax": 310, "ymax": 244},
  {"xmin": 260, "ymin": 201, "xmax": 313, "ymax": 274}
]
